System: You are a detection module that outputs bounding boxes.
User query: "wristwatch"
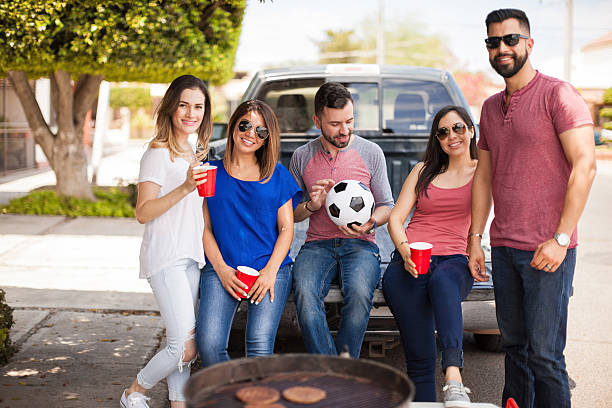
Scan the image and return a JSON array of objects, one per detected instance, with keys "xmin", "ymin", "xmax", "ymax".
[{"xmin": 554, "ymin": 232, "xmax": 570, "ymax": 247}]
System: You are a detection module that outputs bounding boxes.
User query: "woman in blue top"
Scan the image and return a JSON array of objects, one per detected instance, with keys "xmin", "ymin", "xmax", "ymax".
[{"xmin": 196, "ymin": 100, "xmax": 302, "ymax": 366}]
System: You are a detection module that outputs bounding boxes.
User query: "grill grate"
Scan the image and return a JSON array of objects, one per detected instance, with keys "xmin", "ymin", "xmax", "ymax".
[{"xmin": 189, "ymin": 371, "xmax": 405, "ymax": 408}]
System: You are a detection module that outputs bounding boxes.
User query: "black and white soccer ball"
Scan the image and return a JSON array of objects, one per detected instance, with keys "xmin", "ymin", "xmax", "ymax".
[{"xmin": 325, "ymin": 180, "xmax": 375, "ymax": 228}]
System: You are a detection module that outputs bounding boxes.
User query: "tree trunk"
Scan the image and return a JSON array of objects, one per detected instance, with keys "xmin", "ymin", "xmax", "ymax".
[
  {"xmin": 51, "ymin": 128, "xmax": 93, "ymax": 199},
  {"xmin": 7, "ymin": 70, "xmax": 102, "ymax": 200}
]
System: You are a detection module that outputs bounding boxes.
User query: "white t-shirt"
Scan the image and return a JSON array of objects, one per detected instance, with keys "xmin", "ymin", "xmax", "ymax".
[{"xmin": 138, "ymin": 147, "xmax": 205, "ymax": 279}]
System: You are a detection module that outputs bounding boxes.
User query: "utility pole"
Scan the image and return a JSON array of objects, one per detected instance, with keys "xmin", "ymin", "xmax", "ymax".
[
  {"xmin": 564, "ymin": 0, "xmax": 573, "ymax": 82},
  {"xmin": 377, "ymin": 0, "xmax": 384, "ymax": 66}
]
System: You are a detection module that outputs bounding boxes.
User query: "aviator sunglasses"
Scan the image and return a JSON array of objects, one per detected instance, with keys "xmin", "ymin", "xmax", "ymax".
[
  {"xmin": 237, "ymin": 119, "xmax": 269, "ymax": 140},
  {"xmin": 485, "ymin": 33, "xmax": 529, "ymax": 49},
  {"xmin": 436, "ymin": 122, "xmax": 468, "ymax": 140}
]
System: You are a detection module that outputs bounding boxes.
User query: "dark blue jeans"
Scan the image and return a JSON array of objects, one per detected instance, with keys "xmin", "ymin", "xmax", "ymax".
[
  {"xmin": 195, "ymin": 263, "xmax": 293, "ymax": 367},
  {"xmin": 492, "ymin": 246, "xmax": 576, "ymax": 408},
  {"xmin": 382, "ymin": 250, "xmax": 473, "ymax": 402},
  {"xmin": 293, "ymin": 238, "xmax": 381, "ymax": 358}
]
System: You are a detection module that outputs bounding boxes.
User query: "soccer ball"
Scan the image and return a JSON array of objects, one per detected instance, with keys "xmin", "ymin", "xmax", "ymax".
[{"xmin": 325, "ymin": 180, "xmax": 375, "ymax": 228}]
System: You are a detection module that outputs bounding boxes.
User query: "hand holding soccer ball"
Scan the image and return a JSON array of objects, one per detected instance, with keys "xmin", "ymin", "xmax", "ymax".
[
  {"xmin": 307, "ymin": 179, "xmax": 335, "ymax": 212},
  {"xmin": 325, "ymin": 180, "xmax": 375, "ymax": 231}
]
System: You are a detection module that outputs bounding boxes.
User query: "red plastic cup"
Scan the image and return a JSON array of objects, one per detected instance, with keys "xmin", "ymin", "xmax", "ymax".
[
  {"xmin": 194, "ymin": 164, "xmax": 217, "ymax": 197},
  {"xmin": 409, "ymin": 242, "xmax": 433, "ymax": 275},
  {"xmin": 235, "ymin": 266, "xmax": 260, "ymax": 298}
]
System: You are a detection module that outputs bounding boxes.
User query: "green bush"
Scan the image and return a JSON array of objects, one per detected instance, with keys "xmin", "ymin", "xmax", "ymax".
[
  {"xmin": 603, "ymin": 88, "xmax": 612, "ymax": 105},
  {"xmin": 110, "ymin": 87, "xmax": 152, "ymax": 110},
  {"xmin": 599, "ymin": 107, "xmax": 612, "ymax": 119},
  {"xmin": 0, "ymin": 289, "xmax": 16, "ymax": 365},
  {"xmin": 1, "ymin": 187, "xmax": 136, "ymax": 217}
]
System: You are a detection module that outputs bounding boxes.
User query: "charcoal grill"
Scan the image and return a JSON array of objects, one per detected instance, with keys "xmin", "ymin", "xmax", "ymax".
[{"xmin": 185, "ymin": 354, "xmax": 414, "ymax": 407}]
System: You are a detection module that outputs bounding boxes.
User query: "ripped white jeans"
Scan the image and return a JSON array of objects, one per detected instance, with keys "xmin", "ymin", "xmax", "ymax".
[{"xmin": 138, "ymin": 258, "xmax": 200, "ymax": 402}]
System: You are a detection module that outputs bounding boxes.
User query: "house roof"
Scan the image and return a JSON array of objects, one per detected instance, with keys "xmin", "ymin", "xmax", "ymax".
[{"xmin": 582, "ymin": 31, "xmax": 612, "ymax": 52}]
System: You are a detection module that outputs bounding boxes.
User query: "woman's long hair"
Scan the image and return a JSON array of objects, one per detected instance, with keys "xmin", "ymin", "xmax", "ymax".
[
  {"xmin": 150, "ymin": 75, "xmax": 212, "ymax": 160},
  {"xmin": 415, "ymin": 105, "xmax": 478, "ymax": 197},
  {"xmin": 223, "ymin": 100, "xmax": 280, "ymax": 183}
]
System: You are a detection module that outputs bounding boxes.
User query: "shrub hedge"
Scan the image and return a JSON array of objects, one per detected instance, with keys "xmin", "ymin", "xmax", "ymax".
[
  {"xmin": 1, "ymin": 186, "xmax": 136, "ymax": 217},
  {"xmin": 599, "ymin": 107, "xmax": 612, "ymax": 119},
  {"xmin": 604, "ymin": 87, "xmax": 612, "ymax": 105},
  {"xmin": 0, "ymin": 289, "xmax": 16, "ymax": 365}
]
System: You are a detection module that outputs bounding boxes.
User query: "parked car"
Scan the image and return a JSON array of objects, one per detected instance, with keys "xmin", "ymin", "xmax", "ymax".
[{"xmin": 208, "ymin": 64, "xmax": 501, "ymax": 354}]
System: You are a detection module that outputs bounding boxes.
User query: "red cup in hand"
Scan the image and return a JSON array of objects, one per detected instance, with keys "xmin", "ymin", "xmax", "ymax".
[
  {"xmin": 235, "ymin": 266, "xmax": 259, "ymax": 298},
  {"xmin": 409, "ymin": 242, "xmax": 433, "ymax": 275},
  {"xmin": 194, "ymin": 164, "xmax": 217, "ymax": 197}
]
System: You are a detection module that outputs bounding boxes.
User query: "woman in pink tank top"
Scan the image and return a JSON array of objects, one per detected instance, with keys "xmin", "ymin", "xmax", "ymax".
[{"xmin": 382, "ymin": 106, "xmax": 477, "ymax": 406}]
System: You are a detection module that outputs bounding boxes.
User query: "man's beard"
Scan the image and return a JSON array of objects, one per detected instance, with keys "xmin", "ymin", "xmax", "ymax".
[
  {"xmin": 322, "ymin": 128, "xmax": 352, "ymax": 149},
  {"xmin": 490, "ymin": 49, "xmax": 528, "ymax": 78}
]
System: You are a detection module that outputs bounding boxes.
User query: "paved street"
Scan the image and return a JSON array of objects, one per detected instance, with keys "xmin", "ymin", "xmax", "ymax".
[{"xmin": 0, "ymin": 144, "xmax": 611, "ymax": 406}]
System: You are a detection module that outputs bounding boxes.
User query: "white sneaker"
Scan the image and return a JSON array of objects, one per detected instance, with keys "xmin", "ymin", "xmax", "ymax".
[
  {"xmin": 443, "ymin": 381, "xmax": 471, "ymax": 407},
  {"xmin": 120, "ymin": 389, "xmax": 150, "ymax": 408}
]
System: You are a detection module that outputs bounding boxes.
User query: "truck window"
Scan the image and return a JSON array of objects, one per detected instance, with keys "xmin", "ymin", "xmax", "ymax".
[
  {"xmin": 382, "ymin": 79, "xmax": 454, "ymax": 134},
  {"xmin": 256, "ymin": 79, "xmax": 324, "ymax": 133},
  {"xmin": 341, "ymin": 82, "xmax": 379, "ymax": 131},
  {"xmin": 256, "ymin": 79, "xmax": 379, "ymax": 134}
]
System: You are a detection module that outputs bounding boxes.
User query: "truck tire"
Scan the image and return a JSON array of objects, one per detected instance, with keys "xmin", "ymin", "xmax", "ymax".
[{"xmin": 474, "ymin": 333, "xmax": 504, "ymax": 352}]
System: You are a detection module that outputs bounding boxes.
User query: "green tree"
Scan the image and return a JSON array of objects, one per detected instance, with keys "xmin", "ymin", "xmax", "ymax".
[
  {"xmin": 317, "ymin": 16, "xmax": 452, "ymax": 68},
  {"xmin": 109, "ymin": 86, "xmax": 151, "ymax": 110},
  {"xmin": 317, "ymin": 30, "xmax": 364, "ymax": 64},
  {"xmin": 604, "ymin": 87, "xmax": 612, "ymax": 105},
  {"xmin": 0, "ymin": 0, "xmax": 245, "ymax": 199}
]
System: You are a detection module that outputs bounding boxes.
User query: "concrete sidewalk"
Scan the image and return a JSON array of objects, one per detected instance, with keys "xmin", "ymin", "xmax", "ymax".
[{"xmin": 0, "ymin": 214, "xmax": 169, "ymax": 408}]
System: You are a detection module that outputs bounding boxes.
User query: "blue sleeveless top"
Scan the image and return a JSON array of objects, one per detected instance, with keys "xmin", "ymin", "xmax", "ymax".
[{"xmin": 205, "ymin": 160, "xmax": 302, "ymax": 270}]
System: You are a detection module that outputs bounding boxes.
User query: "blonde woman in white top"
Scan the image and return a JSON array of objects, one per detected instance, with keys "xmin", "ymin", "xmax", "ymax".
[{"xmin": 120, "ymin": 75, "xmax": 212, "ymax": 408}]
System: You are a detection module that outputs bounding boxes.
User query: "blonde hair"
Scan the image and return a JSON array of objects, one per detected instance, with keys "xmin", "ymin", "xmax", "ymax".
[
  {"xmin": 150, "ymin": 75, "xmax": 212, "ymax": 160},
  {"xmin": 223, "ymin": 100, "xmax": 280, "ymax": 183}
]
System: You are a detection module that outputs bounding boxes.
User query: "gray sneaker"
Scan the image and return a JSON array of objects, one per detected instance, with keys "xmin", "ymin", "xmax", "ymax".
[
  {"xmin": 443, "ymin": 380, "xmax": 471, "ymax": 407},
  {"xmin": 120, "ymin": 390, "xmax": 150, "ymax": 408}
]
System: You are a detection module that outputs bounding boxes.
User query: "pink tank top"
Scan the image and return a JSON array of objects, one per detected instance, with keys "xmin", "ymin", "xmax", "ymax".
[{"xmin": 404, "ymin": 178, "xmax": 472, "ymax": 256}]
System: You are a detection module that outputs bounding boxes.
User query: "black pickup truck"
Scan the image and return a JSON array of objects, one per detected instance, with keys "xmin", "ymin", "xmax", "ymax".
[{"xmin": 208, "ymin": 64, "xmax": 501, "ymax": 354}]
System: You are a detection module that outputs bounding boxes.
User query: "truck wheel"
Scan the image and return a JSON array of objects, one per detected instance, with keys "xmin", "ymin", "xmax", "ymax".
[{"xmin": 474, "ymin": 333, "xmax": 504, "ymax": 352}]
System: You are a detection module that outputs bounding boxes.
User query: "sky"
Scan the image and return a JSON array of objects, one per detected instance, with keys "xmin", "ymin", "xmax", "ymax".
[{"xmin": 233, "ymin": 0, "xmax": 612, "ymax": 86}]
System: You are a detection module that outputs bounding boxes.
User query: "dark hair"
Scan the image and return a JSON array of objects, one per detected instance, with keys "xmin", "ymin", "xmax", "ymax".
[
  {"xmin": 485, "ymin": 8, "xmax": 530, "ymax": 34},
  {"xmin": 314, "ymin": 82, "xmax": 353, "ymax": 118},
  {"xmin": 151, "ymin": 74, "xmax": 212, "ymax": 159},
  {"xmin": 223, "ymin": 99, "xmax": 280, "ymax": 183},
  {"xmin": 415, "ymin": 105, "xmax": 478, "ymax": 197}
]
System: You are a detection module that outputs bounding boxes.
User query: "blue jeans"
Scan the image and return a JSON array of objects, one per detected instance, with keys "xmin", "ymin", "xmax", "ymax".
[
  {"xmin": 195, "ymin": 263, "xmax": 293, "ymax": 367},
  {"xmin": 492, "ymin": 246, "xmax": 576, "ymax": 408},
  {"xmin": 382, "ymin": 250, "xmax": 474, "ymax": 402},
  {"xmin": 292, "ymin": 238, "xmax": 381, "ymax": 358}
]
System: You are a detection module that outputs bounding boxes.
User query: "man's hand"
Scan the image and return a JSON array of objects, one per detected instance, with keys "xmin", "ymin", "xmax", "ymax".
[
  {"xmin": 338, "ymin": 216, "xmax": 375, "ymax": 237},
  {"xmin": 530, "ymin": 239, "xmax": 568, "ymax": 272},
  {"xmin": 308, "ymin": 179, "xmax": 335, "ymax": 211},
  {"xmin": 468, "ymin": 237, "xmax": 489, "ymax": 282}
]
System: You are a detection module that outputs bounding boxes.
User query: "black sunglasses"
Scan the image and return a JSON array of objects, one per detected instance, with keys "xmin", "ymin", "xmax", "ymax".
[
  {"xmin": 485, "ymin": 33, "xmax": 529, "ymax": 49},
  {"xmin": 436, "ymin": 122, "xmax": 468, "ymax": 140},
  {"xmin": 237, "ymin": 119, "xmax": 269, "ymax": 140}
]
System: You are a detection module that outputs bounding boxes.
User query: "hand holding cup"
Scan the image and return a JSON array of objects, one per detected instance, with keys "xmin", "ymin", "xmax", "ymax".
[
  {"xmin": 193, "ymin": 164, "xmax": 217, "ymax": 197},
  {"xmin": 183, "ymin": 161, "xmax": 201, "ymax": 192},
  {"xmin": 235, "ymin": 266, "xmax": 260, "ymax": 299},
  {"xmin": 409, "ymin": 242, "xmax": 433, "ymax": 277}
]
